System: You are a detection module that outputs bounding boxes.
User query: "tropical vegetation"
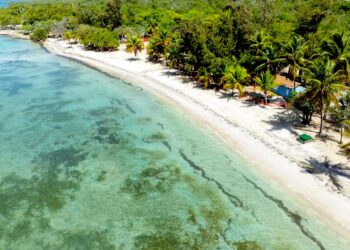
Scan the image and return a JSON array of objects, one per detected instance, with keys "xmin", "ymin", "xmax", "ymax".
[
  {"xmin": 254, "ymin": 70, "xmax": 277, "ymax": 104},
  {"xmin": 126, "ymin": 36, "xmax": 144, "ymax": 56},
  {"xmin": 221, "ymin": 65, "xmax": 249, "ymax": 97}
]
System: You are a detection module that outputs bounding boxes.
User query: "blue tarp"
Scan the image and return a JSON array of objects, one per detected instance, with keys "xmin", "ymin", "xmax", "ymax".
[
  {"xmin": 273, "ymin": 86, "xmax": 292, "ymax": 98},
  {"xmin": 273, "ymin": 85, "xmax": 305, "ymax": 98}
]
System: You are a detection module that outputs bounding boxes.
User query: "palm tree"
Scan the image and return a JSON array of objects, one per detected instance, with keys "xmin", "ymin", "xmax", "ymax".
[
  {"xmin": 284, "ymin": 35, "xmax": 307, "ymax": 90},
  {"xmin": 64, "ymin": 30, "xmax": 76, "ymax": 44},
  {"xmin": 126, "ymin": 36, "xmax": 144, "ymax": 57},
  {"xmin": 249, "ymin": 31, "xmax": 272, "ymax": 55},
  {"xmin": 321, "ymin": 32, "xmax": 349, "ymax": 75},
  {"xmin": 303, "ymin": 35, "xmax": 322, "ymax": 62},
  {"xmin": 147, "ymin": 29, "xmax": 170, "ymax": 61},
  {"xmin": 254, "ymin": 45, "xmax": 285, "ymax": 75},
  {"xmin": 197, "ymin": 68, "xmax": 213, "ymax": 89},
  {"xmin": 221, "ymin": 65, "xmax": 250, "ymax": 97},
  {"xmin": 330, "ymin": 106, "xmax": 350, "ymax": 143},
  {"xmin": 155, "ymin": 30, "xmax": 170, "ymax": 53},
  {"xmin": 254, "ymin": 70, "xmax": 276, "ymax": 104},
  {"xmin": 302, "ymin": 57, "xmax": 348, "ymax": 135}
]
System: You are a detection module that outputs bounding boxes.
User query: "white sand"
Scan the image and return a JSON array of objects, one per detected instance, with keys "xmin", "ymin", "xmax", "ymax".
[
  {"xmin": 0, "ymin": 30, "xmax": 29, "ymax": 39},
  {"xmin": 2, "ymin": 31, "xmax": 350, "ymax": 240}
]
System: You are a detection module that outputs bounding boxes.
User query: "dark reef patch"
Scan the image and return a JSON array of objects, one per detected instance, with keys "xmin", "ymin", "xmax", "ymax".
[
  {"xmin": 50, "ymin": 111, "xmax": 75, "ymax": 122},
  {"xmin": 143, "ymin": 132, "xmax": 172, "ymax": 151},
  {"xmin": 110, "ymin": 97, "xmax": 136, "ymax": 114},
  {"xmin": 0, "ymin": 60, "xmax": 34, "ymax": 70},
  {"xmin": 24, "ymin": 100, "xmax": 74, "ymax": 113},
  {"xmin": 233, "ymin": 241, "xmax": 264, "ymax": 250},
  {"xmin": 136, "ymin": 117, "xmax": 152, "ymax": 124},
  {"xmin": 89, "ymin": 106, "xmax": 123, "ymax": 117},
  {"xmin": 123, "ymin": 165, "xmax": 181, "ymax": 197},
  {"xmin": 97, "ymin": 170, "xmax": 108, "ymax": 182},
  {"xmin": 0, "ymin": 169, "xmax": 82, "ymax": 215},
  {"xmin": 124, "ymin": 157, "xmax": 234, "ymax": 249},
  {"xmin": 0, "ymin": 168, "xmax": 82, "ymax": 245},
  {"xmin": 0, "ymin": 145, "xmax": 86, "ymax": 246},
  {"xmin": 148, "ymin": 132, "xmax": 166, "ymax": 141},
  {"xmin": 45, "ymin": 68, "xmax": 80, "ymax": 88},
  {"xmin": 33, "ymin": 146, "xmax": 88, "ymax": 171},
  {"xmin": 2, "ymin": 82, "xmax": 32, "ymax": 96},
  {"xmin": 134, "ymin": 205, "xmax": 229, "ymax": 250},
  {"xmin": 92, "ymin": 119, "xmax": 125, "ymax": 145},
  {"xmin": 134, "ymin": 231, "xmax": 186, "ymax": 250},
  {"xmin": 57, "ymin": 230, "xmax": 117, "ymax": 250}
]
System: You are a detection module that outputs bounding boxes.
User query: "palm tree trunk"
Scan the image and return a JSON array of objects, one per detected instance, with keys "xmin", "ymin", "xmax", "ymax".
[
  {"xmin": 340, "ymin": 125, "xmax": 343, "ymax": 144},
  {"xmin": 319, "ymin": 103, "xmax": 323, "ymax": 135},
  {"xmin": 292, "ymin": 65, "xmax": 297, "ymax": 91},
  {"xmin": 293, "ymin": 77, "xmax": 296, "ymax": 91}
]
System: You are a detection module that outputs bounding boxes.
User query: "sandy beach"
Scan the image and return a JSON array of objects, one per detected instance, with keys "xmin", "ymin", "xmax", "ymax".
[
  {"xmin": 1, "ymin": 30, "xmax": 350, "ymax": 241},
  {"xmin": 0, "ymin": 29, "xmax": 29, "ymax": 39}
]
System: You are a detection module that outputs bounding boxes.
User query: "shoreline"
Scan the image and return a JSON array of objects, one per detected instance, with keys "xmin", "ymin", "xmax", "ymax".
[
  {"xmin": 0, "ymin": 29, "xmax": 29, "ymax": 39},
  {"xmin": 1, "ymin": 32, "xmax": 350, "ymax": 241}
]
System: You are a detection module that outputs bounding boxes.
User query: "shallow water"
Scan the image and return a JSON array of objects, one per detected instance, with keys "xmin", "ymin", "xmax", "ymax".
[
  {"xmin": 0, "ymin": 0, "xmax": 19, "ymax": 8},
  {"xmin": 0, "ymin": 0, "xmax": 48, "ymax": 8},
  {"xmin": 0, "ymin": 0, "xmax": 36, "ymax": 8},
  {"xmin": 0, "ymin": 36, "xmax": 349, "ymax": 250}
]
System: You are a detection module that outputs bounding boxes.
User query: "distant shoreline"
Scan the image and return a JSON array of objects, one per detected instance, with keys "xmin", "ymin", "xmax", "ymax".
[
  {"xmin": 2, "ymin": 31, "xmax": 350, "ymax": 241},
  {"xmin": 0, "ymin": 29, "xmax": 29, "ymax": 39}
]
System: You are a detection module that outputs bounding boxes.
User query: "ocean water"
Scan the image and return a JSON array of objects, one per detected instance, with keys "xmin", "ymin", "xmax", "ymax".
[
  {"xmin": 0, "ymin": 0, "xmax": 47, "ymax": 8},
  {"xmin": 0, "ymin": 36, "xmax": 349, "ymax": 250},
  {"xmin": 0, "ymin": 0, "xmax": 19, "ymax": 8}
]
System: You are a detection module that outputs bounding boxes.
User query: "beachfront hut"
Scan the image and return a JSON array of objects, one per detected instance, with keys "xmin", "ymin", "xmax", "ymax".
[{"xmin": 273, "ymin": 75, "xmax": 305, "ymax": 98}]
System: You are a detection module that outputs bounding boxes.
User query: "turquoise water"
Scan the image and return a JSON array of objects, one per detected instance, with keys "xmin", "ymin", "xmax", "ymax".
[
  {"xmin": 0, "ymin": 36, "xmax": 349, "ymax": 250},
  {"xmin": 0, "ymin": 0, "xmax": 20, "ymax": 8},
  {"xmin": 0, "ymin": 0, "xmax": 53, "ymax": 8},
  {"xmin": 1, "ymin": 0, "xmax": 38, "ymax": 8}
]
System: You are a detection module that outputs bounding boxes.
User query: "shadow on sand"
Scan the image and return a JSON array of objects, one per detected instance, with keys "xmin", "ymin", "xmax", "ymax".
[
  {"xmin": 304, "ymin": 157, "xmax": 350, "ymax": 191},
  {"xmin": 127, "ymin": 57, "xmax": 141, "ymax": 62}
]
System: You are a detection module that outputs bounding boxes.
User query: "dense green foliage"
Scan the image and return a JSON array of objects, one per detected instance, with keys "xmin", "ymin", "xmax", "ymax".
[
  {"xmin": 30, "ymin": 25, "xmax": 49, "ymax": 41},
  {"xmin": 1, "ymin": 0, "xmax": 349, "ymax": 55},
  {"xmin": 0, "ymin": 0, "xmax": 122, "ymax": 49},
  {"xmin": 76, "ymin": 25, "xmax": 119, "ymax": 51}
]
